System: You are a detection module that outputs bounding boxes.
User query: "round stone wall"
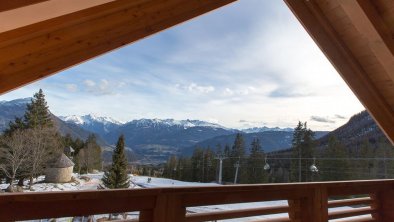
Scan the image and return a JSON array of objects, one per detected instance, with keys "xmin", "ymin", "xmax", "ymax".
[{"xmin": 45, "ymin": 166, "xmax": 74, "ymax": 183}]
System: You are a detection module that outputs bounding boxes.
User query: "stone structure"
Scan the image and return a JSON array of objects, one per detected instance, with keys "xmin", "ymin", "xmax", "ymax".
[{"xmin": 45, "ymin": 153, "xmax": 74, "ymax": 183}]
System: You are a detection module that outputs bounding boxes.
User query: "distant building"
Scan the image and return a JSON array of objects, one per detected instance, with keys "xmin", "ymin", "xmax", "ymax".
[
  {"xmin": 64, "ymin": 146, "xmax": 75, "ymax": 158},
  {"xmin": 45, "ymin": 153, "xmax": 75, "ymax": 183}
]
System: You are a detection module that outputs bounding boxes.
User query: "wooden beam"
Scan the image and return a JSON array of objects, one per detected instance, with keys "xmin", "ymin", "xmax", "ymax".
[
  {"xmin": 0, "ymin": 0, "xmax": 237, "ymax": 95},
  {"xmin": 284, "ymin": 0, "xmax": 394, "ymax": 144},
  {"xmin": 339, "ymin": 0, "xmax": 394, "ymax": 80},
  {"xmin": 0, "ymin": 0, "xmax": 49, "ymax": 12},
  {"xmin": 0, "ymin": 188, "xmax": 160, "ymax": 221},
  {"xmin": 2, "ymin": 180, "xmax": 394, "ymax": 221}
]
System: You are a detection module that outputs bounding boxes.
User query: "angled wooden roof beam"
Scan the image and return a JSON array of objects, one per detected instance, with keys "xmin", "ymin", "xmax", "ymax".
[
  {"xmin": 285, "ymin": 0, "xmax": 394, "ymax": 143},
  {"xmin": 0, "ymin": 0, "xmax": 236, "ymax": 94}
]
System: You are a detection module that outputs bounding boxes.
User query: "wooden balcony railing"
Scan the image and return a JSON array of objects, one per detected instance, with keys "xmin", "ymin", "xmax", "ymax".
[{"xmin": 1, "ymin": 179, "xmax": 394, "ymax": 221}]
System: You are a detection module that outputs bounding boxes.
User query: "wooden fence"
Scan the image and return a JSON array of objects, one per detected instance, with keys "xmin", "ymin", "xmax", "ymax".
[{"xmin": 1, "ymin": 179, "xmax": 394, "ymax": 221}]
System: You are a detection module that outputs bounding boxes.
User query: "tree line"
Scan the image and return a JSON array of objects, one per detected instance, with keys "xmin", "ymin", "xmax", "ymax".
[
  {"xmin": 0, "ymin": 89, "xmax": 102, "ymax": 191},
  {"xmin": 162, "ymin": 121, "xmax": 394, "ymax": 184},
  {"xmin": 163, "ymin": 133, "xmax": 269, "ymax": 184}
]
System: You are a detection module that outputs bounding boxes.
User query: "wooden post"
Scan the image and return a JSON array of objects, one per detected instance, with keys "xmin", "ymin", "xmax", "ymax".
[
  {"xmin": 288, "ymin": 186, "xmax": 327, "ymax": 222},
  {"xmin": 288, "ymin": 199, "xmax": 301, "ymax": 221},
  {"xmin": 165, "ymin": 195, "xmax": 186, "ymax": 222},
  {"xmin": 370, "ymin": 193, "xmax": 380, "ymax": 221},
  {"xmin": 375, "ymin": 185, "xmax": 394, "ymax": 221},
  {"xmin": 152, "ymin": 195, "xmax": 168, "ymax": 222},
  {"xmin": 139, "ymin": 210, "xmax": 153, "ymax": 222},
  {"xmin": 311, "ymin": 186, "xmax": 328, "ymax": 222}
]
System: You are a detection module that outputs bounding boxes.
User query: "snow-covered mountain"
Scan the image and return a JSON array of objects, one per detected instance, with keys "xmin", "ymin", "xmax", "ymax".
[
  {"xmin": 60, "ymin": 114, "xmax": 123, "ymax": 137},
  {"xmin": 0, "ymin": 97, "xmax": 31, "ymax": 106},
  {"xmin": 60, "ymin": 114, "xmax": 122, "ymax": 126},
  {"xmin": 0, "ymin": 99, "xmax": 105, "ymax": 145},
  {"xmin": 0, "ymin": 98, "xmax": 306, "ymax": 163},
  {"xmin": 125, "ymin": 118, "xmax": 227, "ymax": 130},
  {"xmin": 242, "ymin": 126, "xmax": 293, "ymax": 133},
  {"xmin": 0, "ymin": 98, "xmax": 32, "ymax": 132}
]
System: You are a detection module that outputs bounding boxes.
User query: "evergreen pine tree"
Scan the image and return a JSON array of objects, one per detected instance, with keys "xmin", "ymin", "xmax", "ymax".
[
  {"xmin": 3, "ymin": 117, "xmax": 26, "ymax": 136},
  {"xmin": 290, "ymin": 122, "xmax": 315, "ymax": 182},
  {"xmin": 222, "ymin": 144, "xmax": 232, "ymax": 182},
  {"xmin": 102, "ymin": 135, "xmax": 130, "ymax": 189},
  {"xmin": 230, "ymin": 133, "xmax": 246, "ymax": 183},
  {"xmin": 375, "ymin": 138, "xmax": 394, "ymax": 179},
  {"xmin": 231, "ymin": 133, "xmax": 246, "ymax": 158},
  {"xmin": 24, "ymin": 89, "xmax": 53, "ymax": 129},
  {"xmin": 320, "ymin": 136, "xmax": 349, "ymax": 181},
  {"xmin": 247, "ymin": 138, "xmax": 267, "ymax": 184},
  {"xmin": 191, "ymin": 147, "xmax": 204, "ymax": 181}
]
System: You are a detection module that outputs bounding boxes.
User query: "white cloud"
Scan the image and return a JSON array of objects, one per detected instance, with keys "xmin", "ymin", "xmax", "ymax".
[
  {"xmin": 65, "ymin": 84, "xmax": 78, "ymax": 92},
  {"xmin": 82, "ymin": 79, "xmax": 114, "ymax": 96},
  {"xmin": 176, "ymin": 83, "xmax": 215, "ymax": 94},
  {"xmin": 83, "ymin": 80, "xmax": 96, "ymax": 87}
]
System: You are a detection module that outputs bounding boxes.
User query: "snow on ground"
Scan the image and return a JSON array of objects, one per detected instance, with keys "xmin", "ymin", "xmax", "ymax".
[
  {"xmin": 132, "ymin": 175, "xmax": 218, "ymax": 188},
  {"xmin": 0, "ymin": 174, "xmax": 372, "ymax": 221}
]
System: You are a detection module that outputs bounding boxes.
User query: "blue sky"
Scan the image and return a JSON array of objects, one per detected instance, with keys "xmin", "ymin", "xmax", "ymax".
[{"xmin": 0, "ymin": 0, "xmax": 364, "ymax": 130}]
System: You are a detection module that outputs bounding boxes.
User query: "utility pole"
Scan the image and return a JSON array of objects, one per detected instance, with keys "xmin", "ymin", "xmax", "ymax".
[
  {"xmin": 215, "ymin": 155, "xmax": 227, "ymax": 184},
  {"xmin": 234, "ymin": 157, "xmax": 240, "ymax": 184}
]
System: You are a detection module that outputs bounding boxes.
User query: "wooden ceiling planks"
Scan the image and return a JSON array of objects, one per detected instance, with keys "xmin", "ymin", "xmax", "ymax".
[
  {"xmin": 0, "ymin": 0, "xmax": 49, "ymax": 12},
  {"xmin": 0, "ymin": 0, "xmax": 236, "ymax": 94},
  {"xmin": 285, "ymin": 0, "xmax": 394, "ymax": 143},
  {"xmin": 340, "ymin": 0, "xmax": 394, "ymax": 77}
]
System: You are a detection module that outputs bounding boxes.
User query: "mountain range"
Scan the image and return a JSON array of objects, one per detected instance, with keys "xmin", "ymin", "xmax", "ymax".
[
  {"xmin": 0, "ymin": 98, "xmax": 330, "ymax": 163},
  {"xmin": 317, "ymin": 110, "xmax": 390, "ymax": 148}
]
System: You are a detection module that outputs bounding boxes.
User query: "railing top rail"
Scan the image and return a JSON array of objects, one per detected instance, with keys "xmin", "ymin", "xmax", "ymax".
[
  {"xmin": 1, "ymin": 179, "xmax": 394, "ymax": 221},
  {"xmin": 1, "ymin": 179, "xmax": 394, "ymax": 198}
]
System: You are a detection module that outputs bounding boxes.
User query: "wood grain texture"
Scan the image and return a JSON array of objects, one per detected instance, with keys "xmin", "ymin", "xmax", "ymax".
[
  {"xmin": 2, "ymin": 180, "xmax": 394, "ymax": 221},
  {"xmin": 0, "ymin": 0, "xmax": 49, "ymax": 12},
  {"xmin": 0, "ymin": 0, "xmax": 236, "ymax": 95},
  {"xmin": 285, "ymin": 0, "xmax": 394, "ymax": 144}
]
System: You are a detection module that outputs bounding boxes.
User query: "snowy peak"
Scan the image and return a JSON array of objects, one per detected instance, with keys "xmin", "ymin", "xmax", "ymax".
[
  {"xmin": 60, "ymin": 115, "xmax": 85, "ymax": 125},
  {"xmin": 60, "ymin": 114, "xmax": 122, "ymax": 126},
  {"xmin": 242, "ymin": 126, "xmax": 293, "ymax": 133},
  {"xmin": 127, "ymin": 118, "xmax": 226, "ymax": 129}
]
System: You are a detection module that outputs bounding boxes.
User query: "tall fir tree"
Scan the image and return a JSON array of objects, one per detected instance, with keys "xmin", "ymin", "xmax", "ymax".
[
  {"xmin": 246, "ymin": 138, "xmax": 267, "ymax": 184},
  {"xmin": 3, "ymin": 117, "xmax": 25, "ymax": 137},
  {"xmin": 230, "ymin": 133, "xmax": 246, "ymax": 183},
  {"xmin": 102, "ymin": 135, "xmax": 130, "ymax": 189},
  {"xmin": 290, "ymin": 122, "xmax": 316, "ymax": 182},
  {"xmin": 3, "ymin": 89, "xmax": 59, "ymax": 187},
  {"xmin": 320, "ymin": 136, "xmax": 349, "ymax": 181},
  {"xmin": 222, "ymin": 144, "xmax": 232, "ymax": 182},
  {"xmin": 24, "ymin": 89, "xmax": 53, "ymax": 129},
  {"xmin": 376, "ymin": 138, "xmax": 394, "ymax": 179},
  {"xmin": 191, "ymin": 147, "xmax": 204, "ymax": 181}
]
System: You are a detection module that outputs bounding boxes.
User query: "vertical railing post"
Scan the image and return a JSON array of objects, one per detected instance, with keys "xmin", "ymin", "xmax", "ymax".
[
  {"xmin": 288, "ymin": 185, "xmax": 328, "ymax": 222},
  {"xmin": 151, "ymin": 194, "xmax": 168, "ymax": 222},
  {"xmin": 164, "ymin": 194, "xmax": 186, "ymax": 222},
  {"xmin": 288, "ymin": 199, "xmax": 301, "ymax": 221},
  {"xmin": 370, "ymin": 193, "xmax": 380, "ymax": 221},
  {"xmin": 139, "ymin": 210, "xmax": 153, "ymax": 222},
  {"xmin": 311, "ymin": 186, "xmax": 328, "ymax": 222},
  {"xmin": 375, "ymin": 185, "xmax": 394, "ymax": 221}
]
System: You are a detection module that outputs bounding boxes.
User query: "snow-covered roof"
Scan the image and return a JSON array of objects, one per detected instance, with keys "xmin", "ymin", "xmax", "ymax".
[{"xmin": 49, "ymin": 153, "xmax": 74, "ymax": 168}]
